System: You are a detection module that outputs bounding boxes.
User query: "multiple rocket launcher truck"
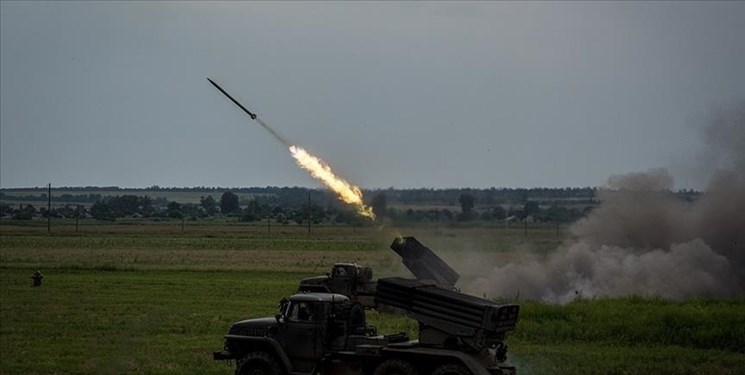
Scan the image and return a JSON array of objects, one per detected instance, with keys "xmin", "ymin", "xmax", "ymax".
[
  {"xmin": 214, "ymin": 237, "xmax": 520, "ymax": 375},
  {"xmin": 207, "ymin": 79, "xmax": 519, "ymax": 374}
]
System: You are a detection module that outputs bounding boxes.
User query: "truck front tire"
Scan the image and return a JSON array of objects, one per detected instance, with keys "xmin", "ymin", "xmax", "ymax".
[
  {"xmin": 432, "ymin": 363, "xmax": 471, "ymax": 375},
  {"xmin": 373, "ymin": 359, "xmax": 418, "ymax": 375},
  {"xmin": 236, "ymin": 351, "xmax": 282, "ymax": 375}
]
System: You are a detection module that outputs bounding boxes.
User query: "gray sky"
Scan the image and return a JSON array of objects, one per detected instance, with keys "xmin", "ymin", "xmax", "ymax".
[{"xmin": 2, "ymin": 1, "xmax": 744, "ymax": 189}]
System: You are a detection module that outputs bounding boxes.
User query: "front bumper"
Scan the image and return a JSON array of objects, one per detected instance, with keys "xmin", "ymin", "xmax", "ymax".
[
  {"xmin": 488, "ymin": 366, "xmax": 516, "ymax": 375},
  {"xmin": 213, "ymin": 350, "xmax": 237, "ymax": 361}
]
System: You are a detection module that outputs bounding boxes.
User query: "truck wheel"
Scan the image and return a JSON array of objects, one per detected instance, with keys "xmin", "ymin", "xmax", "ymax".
[
  {"xmin": 373, "ymin": 359, "xmax": 418, "ymax": 375},
  {"xmin": 236, "ymin": 351, "xmax": 282, "ymax": 375},
  {"xmin": 432, "ymin": 363, "xmax": 470, "ymax": 375}
]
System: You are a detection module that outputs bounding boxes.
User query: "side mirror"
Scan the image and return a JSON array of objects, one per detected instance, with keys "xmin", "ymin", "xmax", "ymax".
[
  {"xmin": 278, "ymin": 298, "xmax": 289, "ymax": 312},
  {"xmin": 275, "ymin": 314, "xmax": 283, "ymax": 323}
]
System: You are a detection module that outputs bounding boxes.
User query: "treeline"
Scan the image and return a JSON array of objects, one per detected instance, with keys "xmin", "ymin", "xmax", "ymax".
[
  {"xmin": 0, "ymin": 191, "xmax": 587, "ymax": 225},
  {"xmin": 0, "ymin": 192, "xmax": 365, "ymax": 225},
  {"xmin": 0, "ymin": 192, "xmax": 105, "ymax": 204},
  {"xmin": 0, "ymin": 187, "xmax": 702, "ymax": 225},
  {"xmin": 0, "ymin": 186, "xmax": 603, "ymax": 205}
]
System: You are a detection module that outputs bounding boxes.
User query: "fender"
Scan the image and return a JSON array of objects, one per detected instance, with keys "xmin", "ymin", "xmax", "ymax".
[{"xmin": 223, "ymin": 335, "xmax": 295, "ymax": 373}]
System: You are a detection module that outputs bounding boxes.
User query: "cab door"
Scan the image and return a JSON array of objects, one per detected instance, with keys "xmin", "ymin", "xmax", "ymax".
[
  {"xmin": 330, "ymin": 265, "xmax": 354, "ymax": 296},
  {"xmin": 280, "ymin": 301, "xmax": 324, "ymax": 372}
]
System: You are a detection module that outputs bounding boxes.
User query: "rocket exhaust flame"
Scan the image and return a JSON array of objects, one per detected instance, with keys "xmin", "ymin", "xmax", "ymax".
[
  {"xmin": 289, "ymin": 145, "xmax": 376, "ymax": 220},
  {"xmin": 208, "ymin": 77, "xmax": 375, "ymax": 220}
]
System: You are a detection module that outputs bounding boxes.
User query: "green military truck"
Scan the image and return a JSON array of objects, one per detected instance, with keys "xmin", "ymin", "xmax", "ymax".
[
  {"xmin": 298, "ymin": 263, "xmax": 377, "ymax": 308},
  {"xmin": 214, "ymin": 238, "xmax": 520, "ymax": 375}
]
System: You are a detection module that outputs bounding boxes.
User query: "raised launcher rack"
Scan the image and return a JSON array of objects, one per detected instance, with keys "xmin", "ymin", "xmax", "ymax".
[
  {"xmin": 375, "ymin": 277, "xmax": 520, "ymax": 351},
  {"xmin": 390, "ymin": 236, "xmax": 460, "ymax": 289}
]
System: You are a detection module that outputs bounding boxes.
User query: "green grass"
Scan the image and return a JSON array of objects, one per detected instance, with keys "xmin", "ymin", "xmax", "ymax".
[
  {"xmin": 513, "ymin": 298, "xmax": 745, "ymax": 352},
  {"xmin": 1, "ymin": 224, "xmax": 743, "ymax": 374},
  {"xmin": 510, "ymin": 343, "xmax": 745, "ymax": 375},
  {"xmin": 0, "ymin": 229, "xmax": 396, "ymax": 274},
  {"xmin": 0, "ymin": 268, "xmax": 302, "ymax": 375}
]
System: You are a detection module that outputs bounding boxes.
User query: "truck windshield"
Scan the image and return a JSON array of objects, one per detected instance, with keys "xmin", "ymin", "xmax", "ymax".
[
  {"xmin": 333, "ymin": 266, "xmax": 349, "ymax": 277},
  {"xmin": 287, "ymin": 301, "xmax": 316, "ymax": 322}
]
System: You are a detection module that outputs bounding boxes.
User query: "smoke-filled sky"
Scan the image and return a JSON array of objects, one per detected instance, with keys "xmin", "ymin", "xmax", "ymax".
[
  {"xmin": 458, "ymin": 104, "xmax": 745, "ymax": 301},
  {"xmin": 2, "ymin": 2, "xmax": 744, "ymax": 189}
]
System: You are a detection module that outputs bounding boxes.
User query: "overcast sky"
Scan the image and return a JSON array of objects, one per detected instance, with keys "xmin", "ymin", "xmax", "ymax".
[{"xmin": 2, "ymin": 1, "xmax": 744, "ymax": 189}]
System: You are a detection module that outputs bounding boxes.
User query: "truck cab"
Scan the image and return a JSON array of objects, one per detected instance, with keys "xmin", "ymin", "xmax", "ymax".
[
  {"xmin": 278, "ymin": 294, "xmax": 338, "ymax": 372},
  {"xmin": 215, "ymin": 293, "xmax": 372, "ymax": 374},
  {"xmin": 298, "ymin": 263, "xmax": 376, "ymax": 307}
]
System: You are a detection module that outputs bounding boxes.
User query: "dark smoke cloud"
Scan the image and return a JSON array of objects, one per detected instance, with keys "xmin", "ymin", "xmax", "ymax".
[{"xmin": 465, "ymin": 102, "xmax": 745, "ymax": 302}]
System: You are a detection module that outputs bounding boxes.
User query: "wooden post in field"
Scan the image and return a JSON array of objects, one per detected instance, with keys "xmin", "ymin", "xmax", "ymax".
[
  {"xmin": 524, "ymin": 218, "xmax": 527, "ymax": 239},
  {"xmin": 47, "ymin": 183, "xmax": 51, "ymax": 233},
  {"xmin": 307, "ymin": 190, "xmax": 311, "ymax": 236},
  {"xmin": 181, "ymin": 212, "xmax": 185, "ymax": 232},
  {"xmin": 267, "ymin": 216, "xmax": 271, "ymax": 233},
  {"xmin": 75, "ymin": 204, "xmax": 80, "ymax": 232}
]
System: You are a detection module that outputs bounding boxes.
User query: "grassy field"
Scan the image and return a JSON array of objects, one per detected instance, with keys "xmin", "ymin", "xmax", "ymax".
[{"xmin": 1, "ymin": 223, "xmax": 743, "ymax": 375}]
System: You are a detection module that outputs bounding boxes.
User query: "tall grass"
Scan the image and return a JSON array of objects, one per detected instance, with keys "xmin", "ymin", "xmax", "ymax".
[{"xmin": 512, "ymin": 297, "xmax": 745, "ymax": 352}]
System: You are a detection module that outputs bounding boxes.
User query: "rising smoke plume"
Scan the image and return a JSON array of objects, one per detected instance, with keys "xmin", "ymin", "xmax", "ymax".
[{"xmin": 465, "ymin": 102, "xmax": 745, "ymax": 302}]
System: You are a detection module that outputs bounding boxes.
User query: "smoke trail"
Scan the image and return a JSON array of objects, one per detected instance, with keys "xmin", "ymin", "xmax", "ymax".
[
  {"xmin": 207, "ymin": 79, "xmax": 374, "ymax": 219},
  {"xmin": 464, "ymin": 102, "xmax": 745, "ymax": 302},
  {"xmin": 255, "ymin": 117, "xmax": 292, "ymax": 148}
]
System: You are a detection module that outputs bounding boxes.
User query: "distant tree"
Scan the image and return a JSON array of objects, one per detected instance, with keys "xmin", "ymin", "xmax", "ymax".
[
  {"xmin": 299, "ymin": 203, "xmax": 327, "ymax": 224},
  {"xmin": 87, "ymin": 195, "xmax": 153, "ymax": 219},
  {"xmin": 387, "ymin": 207, "xmax": 403, "ymax": 221},
  {"xmin": 138, "ymin": 196, "xmax": 155, "ymax": 217},
  {"xmin": 459, "ymin": 193, "xmax": 475, "ymax": 215},
  {"xmin": 184, "ymin": 203, "xmax": 208, "ymax": 219},
  {"xmin": 334, "ymin": 210, "xmax": 353, "ymax": 224},
  {"xmin": 425, "ymin": 209, "xmax": 440, "ymax": 222},
  {"xmin": 200, "ymin": 195, "xmax": 218, "ymax": 215},
  {"xmin": 288, "ymin": 203, "xmax": 328, "ymax": 224},
  {"xmin": 0, "ymin": 204, "xmax": 12, "ymax": 217},
  {"xmin": 90, "ymin": 201, "xmax": 115, "ymax": 221},
  {"xmin": 545, "ymin": 205, "xmax": 570, "ymax": 223},
  {"xmin": 110, "ymin": 195, "xmax": 141, "ymax": 216},
  {"xmin": 523, "ymin": 201, "xmax": 541, "ymax": 218},
  {"xmin": 241, "ymin": 199, "xmax": 263, "ymax": 222},
  {"xmin": 371, "ymin": 193, "xmax": 387, "ymax": 219},
  {"xmin": 152, "ymin": 197, "xmax": 169, "ymax": 208},
  {"xmin": 441, "ymin": 209, "xmax": 454, "ymax": 221},
  {"xmin": 12, "ymin": 204, "xmax": 36, "ymax": 220},
  {"xmin": 480, "ymin": 210, "xmax": 494, "ymax": 221},
  {"xmin": 220, "ymin": 191, "xmax": 240, "ymax": 215},
  {"xmin": 458, "ymin": 193, "xmax": 476, "ymax": 220},
  {"xmin": 276, "ymin": 213, "xmax": 289, "ymax": 225},
  {"xmin": 492, "ymin": 206, "xmax": 506, "ymax": 221},
  {"xmin": 167, "ymin": 201, "xmax": 183, "ymax": 218}
]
